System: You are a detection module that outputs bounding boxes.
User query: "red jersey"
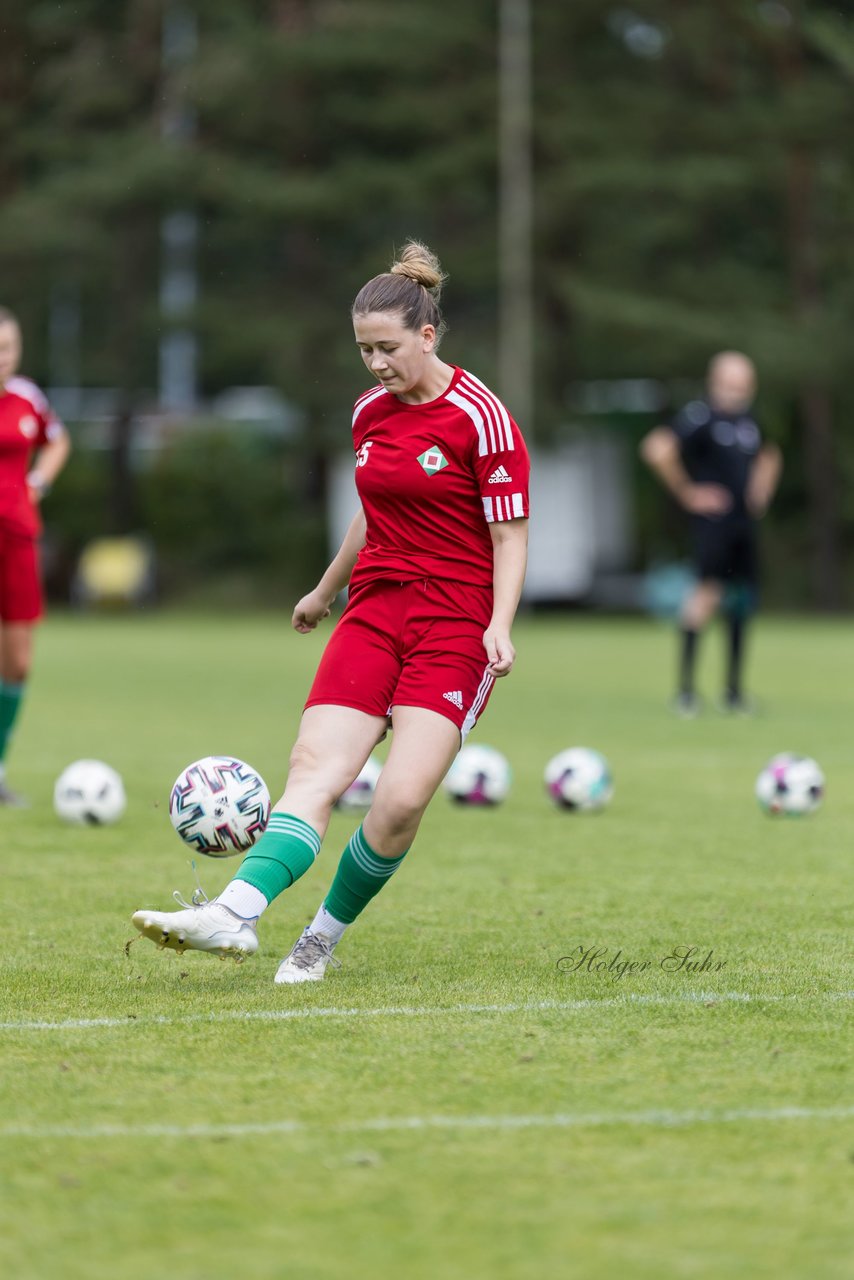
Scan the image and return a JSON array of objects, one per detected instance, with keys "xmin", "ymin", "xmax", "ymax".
[
  {"xmin": 0, "ymin": 377, "xmax": 64, "ymax": 537},
  {"xmin": 350, "ymin": 365, "xmax": 530, "ymax": 593}
]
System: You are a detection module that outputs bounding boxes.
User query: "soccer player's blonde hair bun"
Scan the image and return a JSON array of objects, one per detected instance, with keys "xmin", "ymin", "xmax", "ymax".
[
  {"xmin": 389, "ymin": 240, "xmax": 447, "ymax": 296},
  {"xmin": 353, "ymin": 239, "xmax": 449, "ymax": 345}
]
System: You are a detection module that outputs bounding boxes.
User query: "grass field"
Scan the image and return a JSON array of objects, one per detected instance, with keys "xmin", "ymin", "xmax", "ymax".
[{"xmin": 1, "ymin": 610, "xmax": 852, "ymax": 1280}]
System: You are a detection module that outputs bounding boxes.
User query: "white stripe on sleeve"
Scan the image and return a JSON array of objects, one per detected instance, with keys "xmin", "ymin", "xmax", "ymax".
[
  {"xmin": 448, "ymin": 390, "xmax": 488, "ymax": 456},
  {"xmin": 6, "ymin": 376, "xmax": 49, "ymax": 416},
  {"xmin": 352, "ymin": 385, "xmax": 387, "ymax": 426},
  {"xmin": 457, "ymin": 378, "xmax": 499, "ymax": 453},
  {"xmin": 459, "ymin": 375, "xmax": 505, "ymax": 452},
  {"xmin": 461, "ymin": 371, "xmax": 514, "ymax": 451}
]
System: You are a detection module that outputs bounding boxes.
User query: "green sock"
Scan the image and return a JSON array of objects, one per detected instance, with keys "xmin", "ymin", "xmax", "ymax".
[
  {"xmin": 233, "ymin": 812, "xmax": 321, "ymax": 904},
  {"xmin": 0, "ymin": 681, "xmax": 25, "ymax": 765},
  {"xmin": 324, "ymin": 825, "xmax": 409, "ymax": 925}
]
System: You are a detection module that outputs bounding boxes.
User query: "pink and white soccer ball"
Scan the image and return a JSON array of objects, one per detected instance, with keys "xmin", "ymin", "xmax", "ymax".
[
  {"xmin": 755, "ymin": 753, "xmax": 824, "ymax": 816},
  {"xmin": 443, "ymin": 744, "xmax": 512, "ymax": 806},
  {"xmin": 544, "ymin": 747, "xmax": 613, "ymax": 811},
  {"xmin": 336, "ymin": 756, "xmax": 383, "ymax": 812},
  {"xmin": 169, "ymin": 756, "xmax": 271, "ymax": 856}
]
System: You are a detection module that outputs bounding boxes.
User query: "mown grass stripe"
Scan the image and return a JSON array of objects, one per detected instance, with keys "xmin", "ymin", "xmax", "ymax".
[
  {"xmin": 1, "ymin": 989, "xmax": 851, "ymax": 1033},
  {"xmin": 1, "ymin": 1104, "xmax": 852, "ymax": 1141}
]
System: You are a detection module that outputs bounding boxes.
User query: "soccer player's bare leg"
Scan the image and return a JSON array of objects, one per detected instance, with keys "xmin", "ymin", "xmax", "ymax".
[
  {"xmin": 275, "ymin": 705, "xmax": 460, "ymax": 984},
  {"xmin": 0, "ymin": 623, "xmax": 34, "ymax": 804},
  {"xmin": 216, "ymin": 703, "xmax": 389, "ymax": 918},
  {"xmin": 676, "ymin": 580, "xmax": 722, "ymax": 715},
  {"xmin": 0, "ymin": 622, "xmax": 33, "ymax": 683},
  {"xmin": 364, "ymin": 704, "xmax": 460, "ymax": 854}
]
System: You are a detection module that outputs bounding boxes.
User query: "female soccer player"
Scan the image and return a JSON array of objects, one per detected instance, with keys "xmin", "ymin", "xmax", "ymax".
[
  {"xmin": 0, "ymin": 308, "xmax": 71, "ymax": 805},
  {"xmin": 133, "ymin": 241, "xmax": 530, "ymax": 983}
]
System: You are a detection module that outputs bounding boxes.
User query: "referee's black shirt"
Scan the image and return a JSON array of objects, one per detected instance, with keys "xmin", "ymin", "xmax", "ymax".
[{"xmin": 671, "ymin": 400, "xmax": 762, "ymax": 518}]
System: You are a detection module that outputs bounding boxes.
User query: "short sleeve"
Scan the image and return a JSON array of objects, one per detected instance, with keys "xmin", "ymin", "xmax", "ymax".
[
  {"xmin": 475, "ymin": 415, "xmax": 530, "ymax": 523},
  {"xmin": 448, "ymin": 373, "xmax": 530, "ymax": 523},
  {"xmin": 6, "ymin": 376, "xmax": 64, "ymax": 445}
]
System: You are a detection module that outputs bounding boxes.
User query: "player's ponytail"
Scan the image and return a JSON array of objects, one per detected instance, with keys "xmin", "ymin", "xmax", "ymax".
[{"xmin": 352, "ymin": 240, "xmax": 448, "ymax": 345}]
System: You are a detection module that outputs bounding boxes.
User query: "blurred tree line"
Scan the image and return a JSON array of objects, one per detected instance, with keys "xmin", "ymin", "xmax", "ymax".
[{"xmin": 0, "ymin": 0, "xmax": 852, "ymax": 606}]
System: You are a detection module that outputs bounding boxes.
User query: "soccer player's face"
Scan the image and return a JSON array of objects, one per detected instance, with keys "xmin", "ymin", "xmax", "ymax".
[
  {"xmin": 354, "ymin": 312, "xmax": 434, "ymax": 395},
  {"xmin": 0, "ymin": 322, "xmax": 22, "ymax": 385}
]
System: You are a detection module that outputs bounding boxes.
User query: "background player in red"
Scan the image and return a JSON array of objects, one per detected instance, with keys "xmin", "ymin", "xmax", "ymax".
[
  {"xmin": 641, "ymin": 351, "xmax": 782, "ymax": 715},
  {"xmin": 133, "ymin": 241, "xmax": 530, "ymax": 981},
  {"xmin": 0, "ymin": 307, "xmax": 71, "ymax": 805}
]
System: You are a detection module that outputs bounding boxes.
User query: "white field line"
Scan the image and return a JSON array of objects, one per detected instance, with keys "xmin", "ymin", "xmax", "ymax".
[
  {"xmin": 0, "ymin": 990, "xmax": 851, "ymax": 1034},
  {"xmin": 1, "ymin": 1105, "xmax": 853, "ymax": 1142}
]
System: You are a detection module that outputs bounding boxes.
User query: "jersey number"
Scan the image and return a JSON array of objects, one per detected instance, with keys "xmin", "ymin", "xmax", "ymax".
[{"xmin": 356, "ymin": 440, "xmax": 374, "ymax": 468}]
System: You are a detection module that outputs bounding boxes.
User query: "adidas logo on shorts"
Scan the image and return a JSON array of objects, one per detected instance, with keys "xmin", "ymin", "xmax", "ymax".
[
  {"xmin": 488, "ymin": 466, "xmax": 512, "ymax": 484},
  {"xmin": 443, "ymin": 690, "xmax": 464, "ymax": 710}
]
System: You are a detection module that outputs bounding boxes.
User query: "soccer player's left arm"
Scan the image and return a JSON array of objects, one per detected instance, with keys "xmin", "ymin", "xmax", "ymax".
[
  {"xmin": 27, "ymin": 424, "xmax": 71, "ymax": 501},
  {"xmin": 746, "ymin": 443, "xmax": 783, "ymax": 518},
  {"xmin": 485, "ymin": 518, "xmax": 529, "ymax": 677}
]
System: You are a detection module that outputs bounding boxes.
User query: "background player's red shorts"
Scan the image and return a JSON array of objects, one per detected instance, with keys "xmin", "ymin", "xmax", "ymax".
[
  {"xmin": 0, "ymin": 527, "xmax": 43, "ymax": 623},
  {"xmin": 306, "ymin": 578, "xmax": 495, "ymax": 739}
]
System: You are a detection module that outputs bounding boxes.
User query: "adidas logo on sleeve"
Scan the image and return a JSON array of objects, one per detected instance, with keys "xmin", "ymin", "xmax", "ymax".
[{"xmin": 488, "ymin": 466, "xmax": 512, "ymax": 484}]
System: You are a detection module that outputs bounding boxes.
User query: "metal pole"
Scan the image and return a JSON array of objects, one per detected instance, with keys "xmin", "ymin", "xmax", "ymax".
[
  {"xmin": 48, "ymin": 282, "xmax": 81, "ymax": 420},
  {"xmin": 159, "ymin": 2, "xmax": 198, "ymax": 413},
  {"xmin": 498, "ymin": 0, "xmax": 533, "ymax": 429}
]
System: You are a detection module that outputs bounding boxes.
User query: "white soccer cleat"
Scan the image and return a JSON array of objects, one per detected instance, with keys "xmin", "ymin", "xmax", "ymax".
[
  {"xmin": 274, "ymin": 929, "xmax": 340, "ymax": 984},
  {"xmin": 131, "ymin": 895, "xmax": 258, "ymax": 961}
]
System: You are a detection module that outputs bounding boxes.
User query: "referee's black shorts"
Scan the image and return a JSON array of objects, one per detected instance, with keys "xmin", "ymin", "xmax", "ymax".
[{"xmin": 690, "ymin": 515, "xmax": 758, "ymax": 585}]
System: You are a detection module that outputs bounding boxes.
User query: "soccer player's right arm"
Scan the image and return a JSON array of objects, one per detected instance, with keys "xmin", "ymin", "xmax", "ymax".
[{"xmin": 292, "ymin": 507, "xmax": 367, "ymax": 633}]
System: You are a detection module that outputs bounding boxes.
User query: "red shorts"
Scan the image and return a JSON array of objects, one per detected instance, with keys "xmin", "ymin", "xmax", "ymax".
[
  {"xmin": 0, "ymin": 527, "xmax": 43, "ymax": 623},
  {"xmin": 306, "ymin": 578, "xmax": 495, "ymax": 739}
]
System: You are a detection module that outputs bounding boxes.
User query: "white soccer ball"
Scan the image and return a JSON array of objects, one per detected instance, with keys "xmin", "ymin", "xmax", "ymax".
[
  {"xmin": 54, "ymin": 759, "xmax": 126, "ymax": 826},
  {"xmin": 755, "ymin": 753, "xmax": 824, "ymax": 816},
  {"xmin": 169, "ymin": 756, "xmax": 271, "ymax": 857},
  {"xmin": 545, "ymin": 747, "xmax": 613, "ymax": 811},
  {"xmin": 443, "ymin": 744, "xmax": 511, "ymax": 806},
  {"xmin": 336, "ymin": 756, "xmax": 383, "ymax": 812}
]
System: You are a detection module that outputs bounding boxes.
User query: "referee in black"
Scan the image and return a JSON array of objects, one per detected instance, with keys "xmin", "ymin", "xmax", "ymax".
[{"xmin": 641, "ymin": 352, "xmax": 782, "ymax": 714}]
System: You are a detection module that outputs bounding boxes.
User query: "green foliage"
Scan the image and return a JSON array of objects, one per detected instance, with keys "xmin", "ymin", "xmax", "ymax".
[
  {"xmin": 2, "ymin": 1, "xmax": 854, "ymax": 602},
  {"xmin": 45, "ymin": 427, "xmax": 327, "ymax": 603}
]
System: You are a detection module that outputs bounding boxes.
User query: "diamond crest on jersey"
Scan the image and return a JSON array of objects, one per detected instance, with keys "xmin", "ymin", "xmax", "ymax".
[{"xmin": 416, "ymin": 447, "xmax": 449, "ymax": 476}]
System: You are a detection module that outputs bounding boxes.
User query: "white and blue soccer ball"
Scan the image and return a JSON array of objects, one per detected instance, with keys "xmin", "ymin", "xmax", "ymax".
[
  {"xmin": 336, "ymin": 756, "xmax": 383, "ymax": 812},
  {"xmin": 545, "ymin": 747, "xmax": 613, "ymax": 811},
  {"xmin": 443, "ymin": 744, "xmax": 512, "ymax": 806},
  {"xmin": 169, "ymin": 756, "xmax": 271, "ymax": 856},
  {"xmin": 54, "ymin": 759, "xmax": 127, "ymax": 826},
  {"xmin": 755, "ymin": 753, "xmax": 824, "ymax": 816}
]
